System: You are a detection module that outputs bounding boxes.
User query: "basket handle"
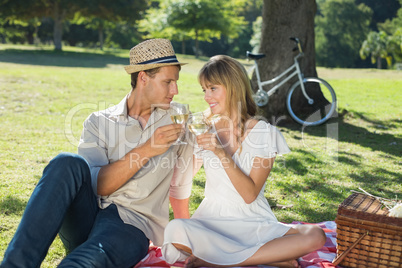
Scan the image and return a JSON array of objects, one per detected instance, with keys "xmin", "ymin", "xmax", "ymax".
[{"xmin": 332, "ymin": 231, "xmax": 368, "ymax": 266}]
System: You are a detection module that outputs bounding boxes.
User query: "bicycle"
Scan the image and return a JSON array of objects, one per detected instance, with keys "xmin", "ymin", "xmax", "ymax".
[{"xmin": 247, "ymin": 37, "xmax": 337, "ymax": 126}]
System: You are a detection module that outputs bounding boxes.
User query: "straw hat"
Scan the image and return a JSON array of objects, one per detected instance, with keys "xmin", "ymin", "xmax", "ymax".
[{"xmin": 124, "ymin": 39, "xmax": 186, "ymax": 74}]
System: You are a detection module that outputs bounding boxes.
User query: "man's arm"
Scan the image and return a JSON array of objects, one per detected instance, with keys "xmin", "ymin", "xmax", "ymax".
[
  {"xmin": 97, "ymin": 124, "xmax": 184, "ymax": 196},
  {"xmin": 96, "ymin": 144, "xmax": 153, "ymax": 196},
  {"xmin": 170, "ymin": 197, "xmax": 190, "ymax": 219},
  {"xmin": 168, "ymin": 134, "xmax": 195, "ymax": 219}
]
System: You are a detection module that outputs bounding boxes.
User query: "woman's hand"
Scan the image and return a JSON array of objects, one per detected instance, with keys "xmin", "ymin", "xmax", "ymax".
[{"xmin": 196, "ymin": 133, "xmax": 226, "ymax": 158}]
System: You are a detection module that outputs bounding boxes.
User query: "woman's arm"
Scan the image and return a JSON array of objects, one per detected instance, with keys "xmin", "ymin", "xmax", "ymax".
[{"xmin": 218, "ymin": 149, "xmax": 275, "ymax": 204}]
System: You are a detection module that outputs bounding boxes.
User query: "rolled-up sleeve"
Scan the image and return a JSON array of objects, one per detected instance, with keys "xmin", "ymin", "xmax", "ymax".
[{"xmin": 78, "ymin": 113, "xmax": 109, "ymax": 195}]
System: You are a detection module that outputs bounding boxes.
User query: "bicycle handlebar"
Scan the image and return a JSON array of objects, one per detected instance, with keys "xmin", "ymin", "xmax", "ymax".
[
  {"xmin": 290, "ymin": 37, "xmax": 303, "ymax": 53},
  {"xmin": 246, "ymin": 37, "xmax": 303, "ymax": 60}
]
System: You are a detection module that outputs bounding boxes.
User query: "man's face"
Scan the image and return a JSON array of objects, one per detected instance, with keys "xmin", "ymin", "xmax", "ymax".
[{"xmin": 145, "ymin": 65, "xmax": 180, "ymax": 109}]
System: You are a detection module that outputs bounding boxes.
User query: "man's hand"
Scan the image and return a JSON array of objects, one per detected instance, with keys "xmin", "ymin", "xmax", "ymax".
[{"xmin": 144, "ymin": 124, "xmax": 184, "ymax": 158}]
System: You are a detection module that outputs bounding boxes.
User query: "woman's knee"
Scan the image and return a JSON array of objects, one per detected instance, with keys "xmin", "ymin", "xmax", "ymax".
[
  {"xmin": 165, "ymin": 219, "xmax": 186, "ymax": 233},
  {"xmin": 305, "ymin": 226, "xmax": 326, "ymax": 250},
  {"xmin": 292, "ymin": 225, "xmax": 326, "ymax": 250}
]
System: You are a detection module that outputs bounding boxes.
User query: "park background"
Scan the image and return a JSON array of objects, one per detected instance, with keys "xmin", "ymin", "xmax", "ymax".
[{"xmin": 0, "ymin": 0, "xmax": 401, "ymax": 266}]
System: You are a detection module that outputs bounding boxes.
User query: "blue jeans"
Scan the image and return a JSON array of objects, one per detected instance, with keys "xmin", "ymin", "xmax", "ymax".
[{"xmin": 1, "ymin": 153, "xmax": 149, "ymax": 268}]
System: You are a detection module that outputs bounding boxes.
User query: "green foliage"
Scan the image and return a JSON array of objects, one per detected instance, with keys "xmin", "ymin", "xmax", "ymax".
[
  {"xmin": 104, "ymin": 22, "xmax": 143, "ymax": 50},
  {"xmin": 165, "ymin": 0, "xmax": 244, "ymax": 39},
  {"xmin": 82, "ymin": 0, "xmax": 148, "ymax": 23},
  {"xmin": 360, "ymin": 31, "xmax": 392, "ymax": 68},
  {"xmin": 1, "ymin": 0, "xmax": 401, "ymax": 67},
  {"xmin": 0, "ymin": 0, "xmax": 147, "ymax": 51},
  {"xmin": 378, "ymin": 0, "xmax": 402, "ymax": 33},
  {"xmin": 139, "ymin": 0, "xmax": 246, "ymax": 57},
  {"xmin": 377, "ymin": 2, "xmax": 402, "ymax": 63},
  {"xmin": 388, "ymin": 28, "xmax": 402, "ymax": 62},
  {"xmin": 0, "ymin": 19, "xmax": 28, "ymax": 43},
  {"xmin": 0, "ymin": 0, "xmax": 82, "ymax": 20},
  {"xmin": 139, "ymin": 3, "xmax": 189, "ymax": 41},
  {"xmin": 315, "ymin": 0, "xmax": 373, "ymax": 68},
  {"xmin": 221, "ymin": 0, "xmax": 262, "ymax": 58},
  {"xmin": 63, "ymin": 23, "xmax": 99, "ymax": 47},
  {"xmin": 355, "ymin": 0, "xmax": 401, "ymax": 31},
  {"xmin": 250, "ymin": 16, "xmax": 262, "ymax": 53}
]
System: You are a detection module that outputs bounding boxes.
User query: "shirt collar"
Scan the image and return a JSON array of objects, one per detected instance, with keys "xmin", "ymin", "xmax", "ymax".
[
  {"xmin": 109, "ymin": 95, "xmax": 129, "ymax": 120},
  {"xmin": 109, "ymin": 94, "xmax": 170, "ymax": 124}
]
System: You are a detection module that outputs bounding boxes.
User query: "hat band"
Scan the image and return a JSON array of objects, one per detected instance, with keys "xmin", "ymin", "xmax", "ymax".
[{"xmin": 138, "ymin": 55, "xmax": 179, "ymax": 65}]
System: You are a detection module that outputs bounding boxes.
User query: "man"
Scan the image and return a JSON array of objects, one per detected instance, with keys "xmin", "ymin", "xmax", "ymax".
[{"xmin": 1, "ymin": 39, "xmax": 193, "ymax": 267}]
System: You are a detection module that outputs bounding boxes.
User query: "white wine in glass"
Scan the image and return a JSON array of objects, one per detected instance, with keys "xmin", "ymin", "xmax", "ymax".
[
  {"xmin": 188, "ymin": 112, "xmax": 210, "ymax": 156},
  {"xmin": 171, "ymin": 104, "xmax": 190, "ymax": 145},
  {"xmin": 189, "ymin": 123, "xmax": 209, "ymax": 136},
  {"xmin": 171, "ymin": 114, "xmax": 189, "ymax": 124}
]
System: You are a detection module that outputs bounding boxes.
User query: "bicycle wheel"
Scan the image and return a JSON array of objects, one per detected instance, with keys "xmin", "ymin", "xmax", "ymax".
[{"xmin": 286, "ymin": 77, "xmax": 336, "ymax": 126}]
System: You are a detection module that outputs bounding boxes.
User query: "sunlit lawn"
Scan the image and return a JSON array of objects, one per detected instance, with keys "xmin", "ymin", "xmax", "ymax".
[{"xmin": 0, "ymin": 44, "xmax": 401, "ymax": 266}]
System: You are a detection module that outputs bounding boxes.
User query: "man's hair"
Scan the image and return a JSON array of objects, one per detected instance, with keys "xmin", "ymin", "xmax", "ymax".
[
  {"xmin": 130, "ymin": 67, "xmax": 161, "ymax": 89},
  {"xmin": 130, "ymin": 65, "xmax": 181, "ymax": 89}
]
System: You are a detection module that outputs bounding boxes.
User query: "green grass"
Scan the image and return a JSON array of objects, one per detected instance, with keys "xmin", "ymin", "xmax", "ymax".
[{"xmin": 0, "ymin": 44, "xmax": 401, "ymax": 266}]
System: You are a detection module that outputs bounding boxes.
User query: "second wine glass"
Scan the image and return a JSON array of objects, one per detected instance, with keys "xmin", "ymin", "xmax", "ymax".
[{"xmin": 188, "ymin": 112, "xmax": 210, "ymax": 155}]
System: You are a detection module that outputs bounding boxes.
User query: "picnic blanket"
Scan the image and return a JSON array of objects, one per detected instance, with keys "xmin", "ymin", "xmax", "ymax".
[{"xmin": 134, "ymin": 221, "xmax": 342, "ymax": 268}]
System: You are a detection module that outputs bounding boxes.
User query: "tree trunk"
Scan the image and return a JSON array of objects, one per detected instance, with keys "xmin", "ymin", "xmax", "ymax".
[
  {"xmin": 98, "ymin": 27, "xmax": 104, "ymax": 50},
  {"xmin": 53, "ymin": 2, "xmax": 66, "ymax": 51},
  {"xmin": 376, "ymin": 56, "xmax": 382, "ymax": 69},
  {"xmin": 195, "ymin": 30, "xmax": 199, "ymax": 58},
  {"xmin": 182, "ymin": 39, "xmax": 186, "ymax": 55},
  {"xmin": 34, "ymin": 24, "xmax": 40, "ymax": 45},
  {"xmin": 257, "ymin": 0, "xmax": 318, "ymax": 122}
]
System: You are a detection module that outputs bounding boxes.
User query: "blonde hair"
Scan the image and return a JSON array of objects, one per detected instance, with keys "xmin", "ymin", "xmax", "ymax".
[{"xmin": 198, "ymin": 55, "xmax": 257, "ymax": 137}]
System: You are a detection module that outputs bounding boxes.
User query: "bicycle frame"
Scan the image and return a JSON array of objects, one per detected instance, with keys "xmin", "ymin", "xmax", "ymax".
[{"xmin": 254, "ymin": 53, "xmax": 313, "ymax": 103}]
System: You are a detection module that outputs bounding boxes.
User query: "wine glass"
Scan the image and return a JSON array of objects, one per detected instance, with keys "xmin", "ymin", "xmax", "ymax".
[
  {"xmin": 188, "ymin": 112, "xmax": 210, "ymax": 155},
  {"xmin": 170, "ymin": 104, "xmax": 190, "ymax": 145}
]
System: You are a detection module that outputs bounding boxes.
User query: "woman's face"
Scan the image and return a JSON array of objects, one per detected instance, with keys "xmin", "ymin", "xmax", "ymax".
[{"xmin": 202, "ymin": 83, "xmax": 227, "ymax": 115}]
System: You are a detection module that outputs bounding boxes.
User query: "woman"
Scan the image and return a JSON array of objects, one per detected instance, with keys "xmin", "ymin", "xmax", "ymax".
[{"xmin": 162, "ymin": 55, "xmax": 326, "ymax": 268}]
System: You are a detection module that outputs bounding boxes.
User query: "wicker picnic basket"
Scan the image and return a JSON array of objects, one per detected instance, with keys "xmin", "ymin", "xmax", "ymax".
[{"xmin": 334, "ymin": 193, "xmax": 402, "ymax": 267}]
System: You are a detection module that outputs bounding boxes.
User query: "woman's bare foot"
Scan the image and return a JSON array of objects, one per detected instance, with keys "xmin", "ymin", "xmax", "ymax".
[
  {"xmin": 184, "ymin": 255, "xmax": 213, "ymax": 268},
  {"xmin": 184, "ymin": 255, "xmax": 300, "ymax": 268},
  {"xmin": 184, "ymin": 255, "xmax": 197, "ymax": 268},
  {"xmin": 265, "ymin": 259, "xmax": 300, "ymax": 268}
]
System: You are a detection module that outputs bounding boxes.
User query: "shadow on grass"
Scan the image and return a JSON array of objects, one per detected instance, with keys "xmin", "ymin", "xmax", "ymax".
[
  {"xmin": 0, "ymin": 196, "xmax": 27, "ymax": 216},
  {"xmin": 271, "ymin": 177, "xmax": 344, "ymax": 222},
  {"xmin": 278, "ymin": 204, "xmax": 338, "ymax": 224},
  {"xmin": 337, "ymin": 155, "xmax": 361, "ymax": 166},
  {"xmin": 0, "ymin": 48, "xmax": 127, "ymax": 68},
  {"xmin": 279, "ymin": 115, "xmax": 401, "ymax": 158},
  {"xmin": 349, "ymin": 168, "xmax": 401, "ymax": 197},
  {"xmin": 273, "ymin": 148, "xmax": 324, "ymax": 176}
]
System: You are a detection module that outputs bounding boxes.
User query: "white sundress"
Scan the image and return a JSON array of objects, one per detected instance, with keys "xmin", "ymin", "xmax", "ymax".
[{"xmin": 162, "ymin": 120, "xmax": 291, "ymax": 265}]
